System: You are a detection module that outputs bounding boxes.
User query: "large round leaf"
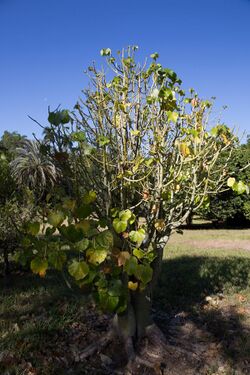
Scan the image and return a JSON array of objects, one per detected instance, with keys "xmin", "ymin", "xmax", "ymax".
[
  {"xmin": 68, "ymin": 260, "xmax": 89, "ymax": 281},
  {"xmin": 86, "ymin": 247, "xmax": 108, "ymax": 265},
  {"xmin": 47, "ymin": 211, "xmax": 65, "ymax": 228},
  {"xmin": 113, "ymin": 218, "xmax": 127, "ymax": 233}
]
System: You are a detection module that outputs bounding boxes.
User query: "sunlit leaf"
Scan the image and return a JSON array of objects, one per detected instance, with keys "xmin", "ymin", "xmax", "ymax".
[
  {"xmin": 128, "ymin": 281, "xmax": 138, "ymax": 291},
  {"xmin": 129, "ymin": 229, "xmax": 145, "ymax": 246},
  {"xmin": 86, "ymin": 247, "xmax": 108, "ymax": 265},
  {"xmin": 113, "ymin": 218, "xmax": 127, "ymax": 233},
  {"xmin": 227, "ymin": 177, "xmax": 236, "ymax": 188}
]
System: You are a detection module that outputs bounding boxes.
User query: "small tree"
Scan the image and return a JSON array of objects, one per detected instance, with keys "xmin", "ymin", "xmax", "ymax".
[{"xmin": 20, "ymin": 47, "xmax": 246, "ymax": 367}]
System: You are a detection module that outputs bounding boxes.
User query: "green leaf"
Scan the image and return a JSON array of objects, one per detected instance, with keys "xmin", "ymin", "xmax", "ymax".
[
  {"xmin": 48, "ymin": 111, "xmax": 61, "ymax": 126},
  {"xmin": 135, "ymin": 264, "xmax": 153, "ymax": 284},
  {"xmin": 47, "ymin": 211, "xmax": 65, "ymax": 227},
  {"xmin": 59, "ymin": 224, "xmax": 84, "ymax": 243},
  {"xmin": 97, "ymin": 135, "xmax": 110, "ymax": 147},
  {"xmin": 74, "ymin": 238, "xmax": 89, "ymax": 252},
  {"xmin": 234, "ymin": 181, "xmax": 247, "ymax": 195},
  {"xmin": 124, "ymin": 256, "xmax": 138, "ymax": 276},
  {"xmin": 128, "ymin": 213, "xmax": 136, "ymax": 225},
  {"xmin": 133, "ymin": 248, "xmax": 145, "ymax": 259},
  {"xmin": 48, "ymin": 110, "xmax": 71, "ymax": 126},
  {"xmin": 68, "ymin": 260, "xmax": 89, "ymax": 281},
  {"xmin": 86, "ymin": 248, "xmax": 108, "ymax": 265},
  {"xmin": 48, "ymin": 252, "xmax": 66, "ymax": 270},
  {"xmin": 26, "ymin": 222, "xmax": 40, "ymax": 236},
  {"xmin": 75, "ymin": 204, "xmax": 92, "ymax": 219},
  {"xmin": 108, "ymin": 279, "xmax": 123, "ymax": 297},
  {"xmin": 71, "ymin": 131, "xmax": 86, "ymax": 142},
  {"xmin": 167, "ymin": 111, "xmax": 178, "ymax": 123},
  {"xmin": 129, "ymin": 229, "xmax": 146, "ymax": 246},
  {"xmin": 98, "ymin": 291, "xmax": 119, "ymax": 312},
  {"xmin": 113, "ymin": 218, "xmax": 127, "ymax": 233},
  {"xmin": 31, "ymin": 258, "xmax": 48, "ymax": 277},
  {"xmin": 60, "ymin": 110, "xmax": 71, "ymax": 124},
  {"xmin": 111, "ymin": 208, "xmax": 119, "ymax": 217},
  {"xmin": 100, "ymin": 48, "xmax": 112, "ymax": 56},
  {"xmin": 82, "ymin": 191, "xmax": 97, "ymax": 204},
  {"xmin": 95, "ymin": 230, "xmax": 113, "ymax": 249},
  {"xmin": 119, "ymin": 209, "xmax": 132, "ymax": 221},
  {"xmin": 150, "ymin": 52, "xmax": 159, "ymax": 60}
]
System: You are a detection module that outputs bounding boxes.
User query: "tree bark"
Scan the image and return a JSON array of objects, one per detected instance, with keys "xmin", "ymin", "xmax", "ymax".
[{"xmin": 114, "ymin": 234, "xmax": 170, "ymax": 358}]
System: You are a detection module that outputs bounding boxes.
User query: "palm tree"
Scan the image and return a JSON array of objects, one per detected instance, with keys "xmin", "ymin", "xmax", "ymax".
[{"xmin": 10, "ymin": 140, "xmax": 58, "ymax": 195}]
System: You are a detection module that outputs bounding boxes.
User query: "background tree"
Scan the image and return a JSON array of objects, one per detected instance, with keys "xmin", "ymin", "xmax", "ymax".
[
  {"xmin": 20, "ymin": 47, "xmax": 247, "ymax": 368},
  {"xmin": 10, "ymin": 139, "xmax": 59, "ymax": 201},
  {"xmin": 204, "ymin": 139, "xmax": 250, "ymax": 226},
  {"xmin": 0, "ymin": 132, "xmax": 31, "ymax": 276}
]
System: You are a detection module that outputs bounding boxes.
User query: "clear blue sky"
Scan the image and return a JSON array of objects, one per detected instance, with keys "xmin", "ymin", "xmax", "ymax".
[{"xmin": 1, "ymin": 0, "xmax": 250, "ymax": 142}]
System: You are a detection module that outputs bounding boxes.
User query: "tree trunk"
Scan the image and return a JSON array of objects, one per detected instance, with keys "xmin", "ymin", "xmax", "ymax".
[{"xmin": 114, "ymin": 234, "xmax": 169, "ymax": 359}]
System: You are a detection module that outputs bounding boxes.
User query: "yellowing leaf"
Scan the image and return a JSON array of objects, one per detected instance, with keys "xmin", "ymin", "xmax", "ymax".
[
  {"xmin": 82, "ymin": 191, "xmax": 97, "ymax": 204},
  {"xmin": 167, "ymin": 111, "xmax": 178, "ymax": 123},
  {"xmin": 76, "ymin": 220, "xmax": 91, "ymax": 234},
  {"xmin": 31, "ymin": 258, "xmax": 48, "ymax": 277},
  {"xmin": 131, "ymin": 130, "xmax": 141, "ymax": 136},
  {"xmin": 68, "ymin": 260, "xmax": 89, "ymax": 280},
  {"xmin": 129, "ymin": 229, "xmax": 146, "ymax": 246},
  {"xmin": 154, "ymin": 219, "xmax": 165, "ymax": 232},
  {"xmin": 128, "ymin": 281, "xmax": 138, "ymax": 291},
  {"xmin": 117, "ymin": 251, "xmax": 130, "ymax": 266},
  {"xmin": 227, "ymin": 177, "xmax": 236, "ymax": 188},
  {"xmin": 179, "ymin": 142, "xmax": 190, "ymax": 157},
  {"xmin": 47, "ymin": 211, "xmax": 65, "ymax": 227},
  {"xmin": 86, "ymin": 248, "xmax": 108, "ymax": 265}
]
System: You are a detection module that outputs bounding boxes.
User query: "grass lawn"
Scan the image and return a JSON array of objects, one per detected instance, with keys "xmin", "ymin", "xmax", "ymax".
[{"xmin": 0, "ymin": 229, "xmax": 250, "ymax": 374}]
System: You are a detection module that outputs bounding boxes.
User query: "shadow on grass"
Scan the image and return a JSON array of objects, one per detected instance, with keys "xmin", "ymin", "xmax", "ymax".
[
  {"xmin": 154, "ymin": 255, "xmax": 250, "ymax": 372},
  {"xmin": 1, "ymin": 257, "xmax": 250, "ymax": 374}
]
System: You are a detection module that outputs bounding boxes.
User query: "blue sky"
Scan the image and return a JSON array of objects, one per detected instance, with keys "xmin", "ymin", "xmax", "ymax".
[{"xmin": 0, "ymin": 0, "xmax": 250, "ymax": 142}]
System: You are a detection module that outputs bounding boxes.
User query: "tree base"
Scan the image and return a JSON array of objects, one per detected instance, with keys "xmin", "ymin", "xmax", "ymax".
[{"xmin": 78, "ymin": 323, "xmax": 201, "ymax": 375}]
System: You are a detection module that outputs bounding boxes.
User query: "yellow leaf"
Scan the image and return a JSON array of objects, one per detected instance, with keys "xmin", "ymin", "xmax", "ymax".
[
  {"xmin": 128, "ymin": 281, "xmax": 138, "ymax": 291},
  {"xmin": 154, "ymin": 219, "xmax": 165, "ymax": 232},
  {"xmin": 179, "ymin": 142, "xmax": 190, "ymax": 157}
]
